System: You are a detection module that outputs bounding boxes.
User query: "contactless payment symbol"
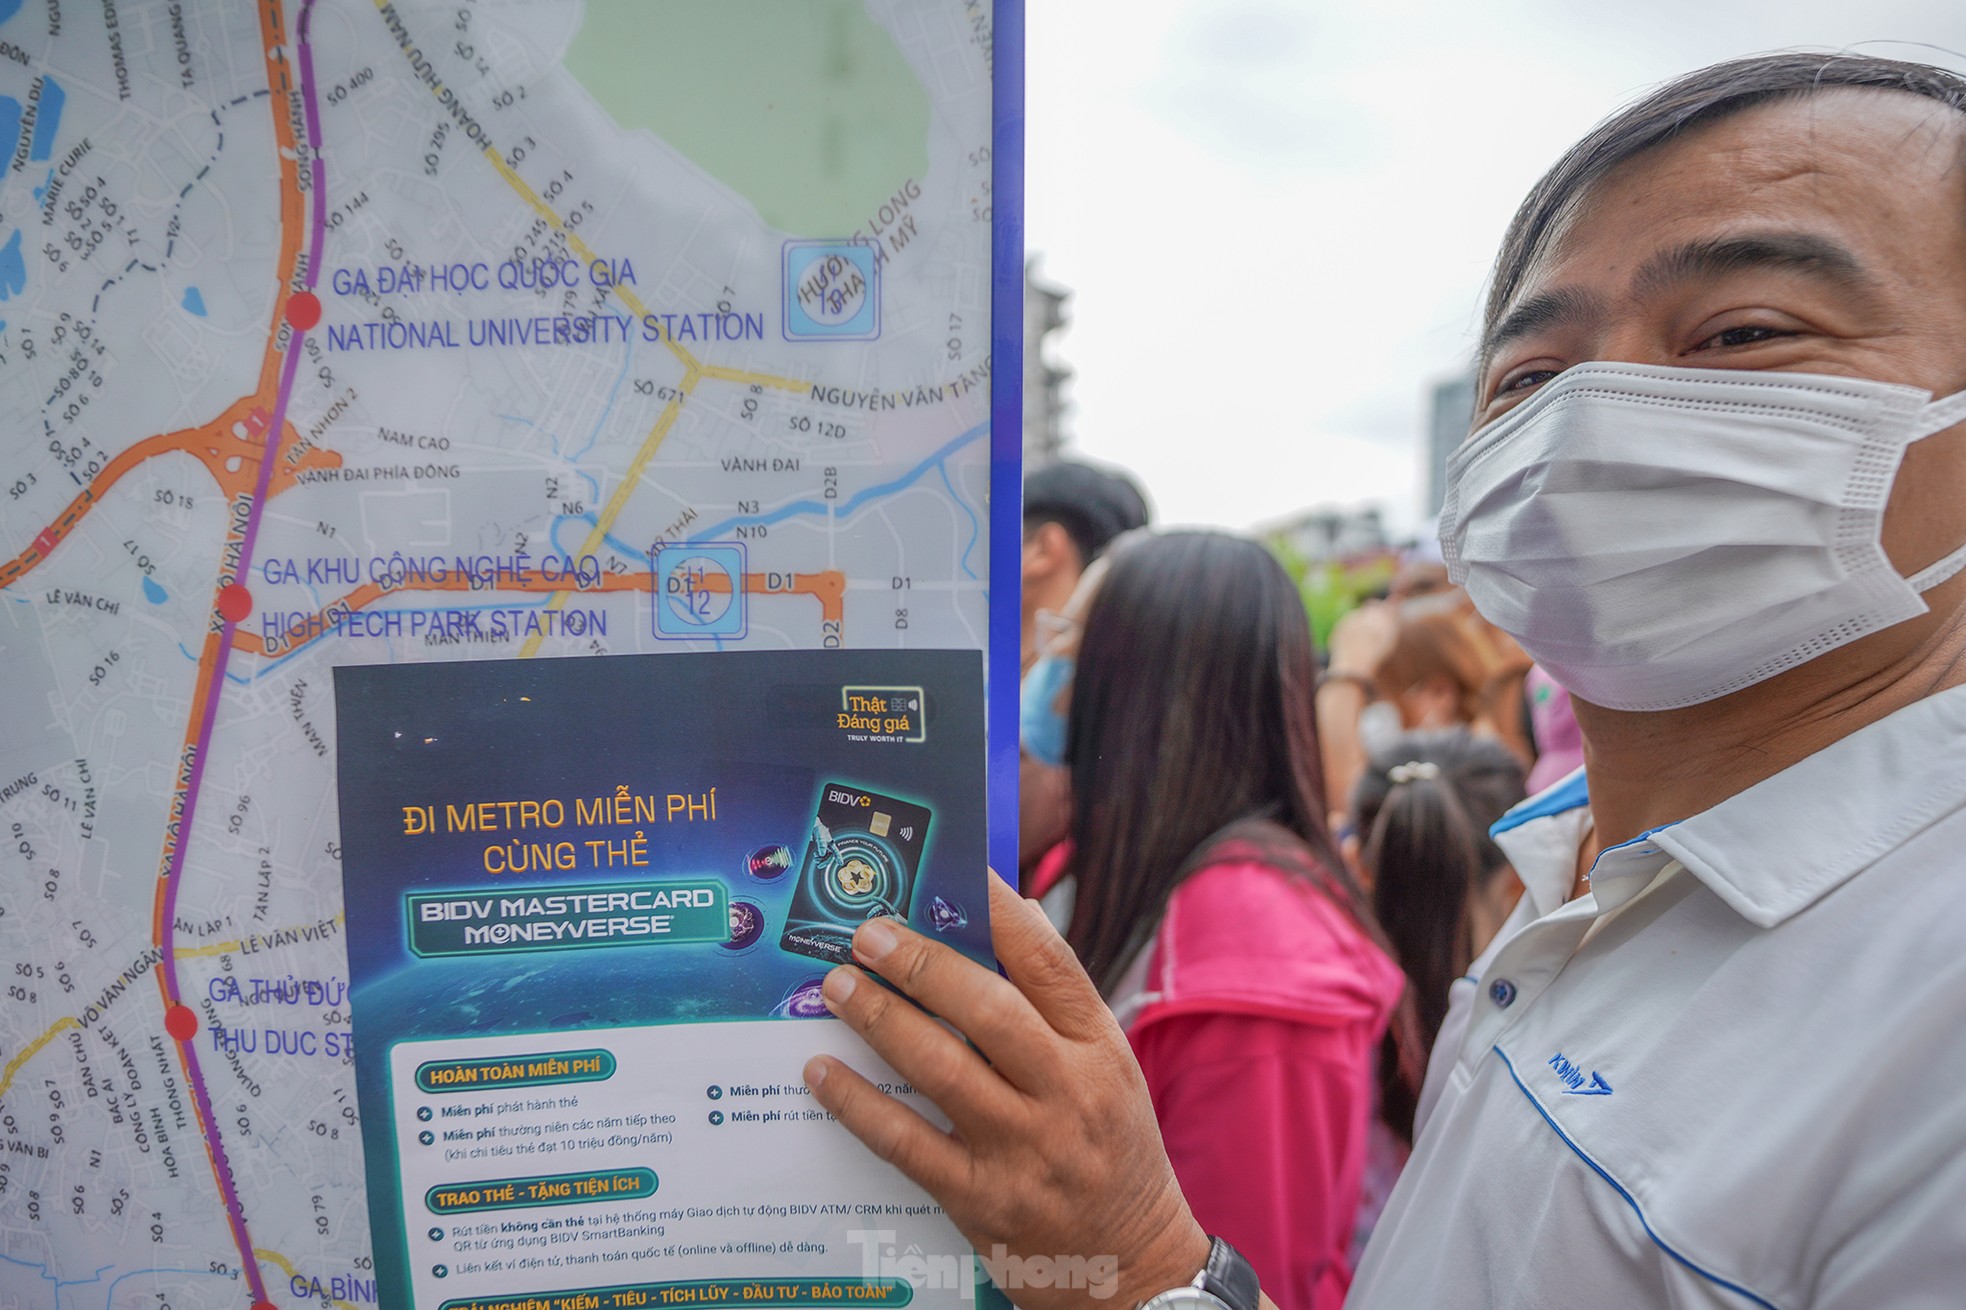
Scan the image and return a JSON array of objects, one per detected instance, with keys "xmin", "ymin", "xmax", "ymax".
[
  {"xmin": 782, "ymin": 240, "xmax": 881, "ymax": 340},
  {"xmin": 650, "ymin": 542, "xmax": 747, "ymax": 640}
]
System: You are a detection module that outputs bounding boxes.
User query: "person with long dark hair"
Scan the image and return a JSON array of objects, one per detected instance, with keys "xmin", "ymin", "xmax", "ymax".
[
  {"xmin": 1024, "ymin": 531, "xmax": 1413, "ymax": 1310},
  {"xmin": 1351, "ymin": 729, "xmax": 1528, "ymax": 1108},
  {"xmin": 1342, "ymin": 731, "xmax": 1527, "ymax": 1265}
]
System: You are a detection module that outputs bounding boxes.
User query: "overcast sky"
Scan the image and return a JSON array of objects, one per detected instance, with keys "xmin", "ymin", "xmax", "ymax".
[{"xmin": 1022, "ymin": 1, "xmax": 1965, "ymax": 538}]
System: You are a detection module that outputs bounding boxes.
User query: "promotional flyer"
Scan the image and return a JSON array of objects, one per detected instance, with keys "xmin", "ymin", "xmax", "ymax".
[{"xmin": 334, "ymin": 650, "xmax": 998, "ymax": 1309}]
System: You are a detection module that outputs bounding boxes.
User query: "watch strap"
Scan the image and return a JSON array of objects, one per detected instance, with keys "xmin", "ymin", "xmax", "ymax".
[
  {"xmin": 1199, "ymin": 1236, "xmax": 1261, "ymax": 1310},
  {"xmin": 1317, "ymin": 671, "xmax": 1377, "ymax": 700}
]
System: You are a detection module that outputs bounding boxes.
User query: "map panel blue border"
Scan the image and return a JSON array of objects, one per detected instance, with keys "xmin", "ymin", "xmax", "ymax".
[{"xmin": 989, "ymin": 0, "xmax": 1025, "ymax": 887}]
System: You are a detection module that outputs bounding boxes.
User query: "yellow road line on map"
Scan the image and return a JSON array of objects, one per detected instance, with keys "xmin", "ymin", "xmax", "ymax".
[
  {"xmin": 703, "ymin": 363, "xmax": 806, "ymax": 394},
  {"xmin": 476, "ymin": 148, "xmax": 813, "ymax": 657},
  {"xmin": 257, "ymin": 1247, "xmax": 360, "ymax": 1310},
  {"xmin": 485, "ymin": 148, "xmax": 816, "ymax": 391},
  {"xmin": 516, "ymin": 390, "xmax": 692, "ymax": 657},
  {"xmin": 175, "ymin": 913, "xmax": 347, "ymax": 960},
  {"xmin": 367, "ymin": 0, "xmax": 801, "ymax": 392},
  {"xmin": 477, "ymin": 152, "xmax": 803, "ymax": 392},
  {"xmin": 373, "ymin": 2, "xmax": 815, "ymax": 655},
  {"xmin": 0, "ymin": 1016, "xmax": 79, "ymax": 1099},
  {"xmin": 478, "ymin": 148, "xmax": 701, "ymax": 369}
]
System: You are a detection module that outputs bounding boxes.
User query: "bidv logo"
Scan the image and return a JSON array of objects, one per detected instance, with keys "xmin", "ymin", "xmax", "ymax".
[{"xmin": 1549, "ymin": 1051, "xmax": 1613, "ymax": 1097}]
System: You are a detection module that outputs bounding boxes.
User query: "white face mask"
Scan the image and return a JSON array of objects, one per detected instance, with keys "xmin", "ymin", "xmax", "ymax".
[{"xmin": 1439, "ymin": 362, "xmax": 1966, "ymax": 712}]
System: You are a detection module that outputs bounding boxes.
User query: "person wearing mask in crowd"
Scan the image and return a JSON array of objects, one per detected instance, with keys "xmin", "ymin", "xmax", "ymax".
[
  {"xmin": 797, "ymin": 52, "xmax": 1966, "ymax": 1310},
  {"xmin": 1019, "ymin": 459, "xmax": 1149, "ymax": 674},
  {"xmin": 1018, "ymin": 461, "xmax": 1150, "ymax": 877},
  {"xmin": 1016, "ymin": 548, "xmax": 1115, "ymax": 873},
  {"xmin": 1343, "ymin": 729, "xmax": 1528, "ymax": 1264},
  {"xmin": 1024, "ymin": 530, "xmax": 1411, "ymax": 1310}
]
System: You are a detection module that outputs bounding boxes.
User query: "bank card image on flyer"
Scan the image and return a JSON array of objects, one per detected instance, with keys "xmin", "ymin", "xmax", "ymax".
[
  {"xmin": 332, "ymin": 649, "xmax": 1001, "ymax": 1308},
  {"xmin": 780, "ymin": 784, "xmax": 934, "ymax": 965}
]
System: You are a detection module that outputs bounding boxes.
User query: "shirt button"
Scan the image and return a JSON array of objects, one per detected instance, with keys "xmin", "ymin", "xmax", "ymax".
[{"xmin": 1489, "ymin": 979, "xmax": 1518, "ymax": 1008}]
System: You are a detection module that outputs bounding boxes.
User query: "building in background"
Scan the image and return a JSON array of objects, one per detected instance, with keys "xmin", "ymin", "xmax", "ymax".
[
  {"xmin": 1263, "ymin": 505, "xmax": 1390, "ymax": 564},
  {"xmin": 1023, "ymin": 258, "xmax": 1072, "ymax": 465},
  {"xmin": 1425, "ymin": 370, "xmax": 1477, "ymax": 517}
]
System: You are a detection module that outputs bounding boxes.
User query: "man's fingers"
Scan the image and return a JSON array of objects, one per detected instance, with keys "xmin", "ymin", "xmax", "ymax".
[
  {"xmin": 817, "ymin": 965, "xmax": 1026, "ymax": 1130},
  {"xmin": 802, "ymin": 1053, "xmax": 968, "ymax": 1192},
  {"xmin": 846, "ymin": 914, "xmax": 1062, "ymax": 1090},
  {"xmin": 986, "ymin": 870, "xmax": 1120, "ymax": 1045}
]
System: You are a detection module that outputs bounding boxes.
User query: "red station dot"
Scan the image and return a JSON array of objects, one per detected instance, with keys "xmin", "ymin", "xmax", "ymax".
[
  {"xmin": 164, "ymin": 1004, "xmax": 198, "ymax": 1042},
  {"xmin": 285, "ymin": 290, "xmax": 322, "ymax": 331},
  {"xmin": 217, "ymin": 583, "xmax": 253, "ymax": 624}
]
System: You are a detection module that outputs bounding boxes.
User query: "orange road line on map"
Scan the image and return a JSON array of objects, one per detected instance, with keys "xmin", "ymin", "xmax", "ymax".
[
  {"xmin": 256, "ymin": 1247, "xmax": 360, "ymax": 1310},
  {"xmin": 0, "ymin": 1016, "xmax": 79, "ymax": 1099},
  {"xmin": 0, "ymin": 0, "xmax": 344, "ymax": 601},
  {"xmin": 149, "ymin": 0, "xmax": 312, "ymax": 962},
  {"xmin": 0, "ymin": 402, "xmax": 341, "ymax": 592},
  {"xmin": 227, "ymin": 568, "xmax": 847, "ymax": 659},
  {"xmin": 142, "ymin": 4, "xmax": 319, "ymax": 1292}
]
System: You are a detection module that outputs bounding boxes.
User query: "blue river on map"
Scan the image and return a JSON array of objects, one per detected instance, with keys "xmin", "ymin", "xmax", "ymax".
[
  {"xmin": 0, "ymin": 230, "xmax": 25, "ymax": 302},
  {"xmin": 29, "ymin": 76, "xmax": 62, "ymax": 160}
]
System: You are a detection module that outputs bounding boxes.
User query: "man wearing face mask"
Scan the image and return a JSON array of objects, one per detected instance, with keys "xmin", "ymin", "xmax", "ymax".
[
  {"xmin": 1020, "ymin": 459, "xmax": 1152, "ymax": 675},
  {"xmin": 1017, "ymin": 551, "xmax": 1114, "ymax": 874},
  {"xmin": 1019, "ymin": 462, "xmax": 1151, "ymax": 874},
  {"xmin": 799, "ymin": 51, "xmax": 1966, "ymax": 1310}
]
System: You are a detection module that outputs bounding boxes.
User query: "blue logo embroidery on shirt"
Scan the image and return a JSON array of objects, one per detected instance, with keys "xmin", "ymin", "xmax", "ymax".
[{"xmin": 1549, "ymin": 1052, "xmax": 1613, "ymax": 1096}]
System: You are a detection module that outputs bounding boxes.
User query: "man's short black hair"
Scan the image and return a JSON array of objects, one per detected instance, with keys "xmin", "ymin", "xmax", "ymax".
[
  {"xmin": 1023, "ymin": 460, "xmax": 1150, "ymax": 566},
  {"xmin": 1484, "ymin": 52, "xmax": 1966, "ymax": 365}
]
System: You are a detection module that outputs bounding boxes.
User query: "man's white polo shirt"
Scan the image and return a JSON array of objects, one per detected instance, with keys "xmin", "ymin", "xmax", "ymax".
[{"xmin": 1349, "ymin": 684, "xmax": 1966, "ymax": 1308}]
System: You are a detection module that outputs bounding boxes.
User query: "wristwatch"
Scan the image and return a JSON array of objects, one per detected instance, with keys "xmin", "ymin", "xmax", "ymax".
[{"xmin": 1137, "ymin": 1236, "xmax": 1261, "ymax": 1310}]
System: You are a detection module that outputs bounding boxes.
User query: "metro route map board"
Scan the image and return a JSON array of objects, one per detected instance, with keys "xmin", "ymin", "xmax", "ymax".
[{"xmin": 0, "ymin": 2, "xmax": 1022, "ymax": 1305}]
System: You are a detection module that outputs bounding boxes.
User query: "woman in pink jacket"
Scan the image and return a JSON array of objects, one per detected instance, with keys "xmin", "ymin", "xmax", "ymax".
[{"xmin": 1024, "ymin": 531, "xmax": 1415, "ymax": 1310}]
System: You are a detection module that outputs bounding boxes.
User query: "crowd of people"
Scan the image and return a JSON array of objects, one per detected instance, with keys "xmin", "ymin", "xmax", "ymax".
[
  {"xmin": 801, "ymin": 49, "xmax": 1966, "ymax": 1310},
  {"xmin": 1013, "ymin": 459, "xmax": 1558, "ymax": 1303}
]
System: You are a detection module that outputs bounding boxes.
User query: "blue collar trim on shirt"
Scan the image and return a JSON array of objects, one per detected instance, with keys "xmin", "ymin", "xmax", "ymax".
[
  {"xmin": 1589, "ymin": 819, "xmax": 1682, "ymax": 869},
  {"xmin": 1651, "ymin": 684, "xmax": 1966, "ymax": 928},
  {"xmin": 1491, "ymin": 1046, "xmax": 1783, "ymax": 1310},
  {"xmin": 1490, "ymin": 769, "xmax": 1589, "ymax": 839}
]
